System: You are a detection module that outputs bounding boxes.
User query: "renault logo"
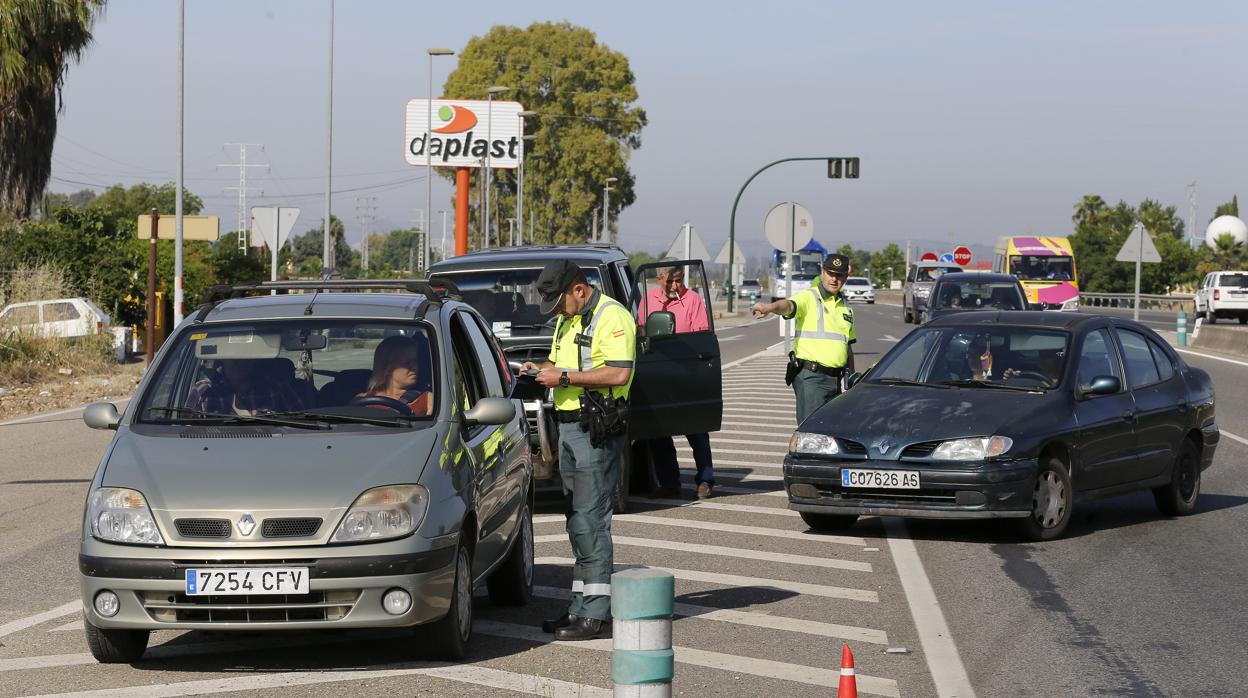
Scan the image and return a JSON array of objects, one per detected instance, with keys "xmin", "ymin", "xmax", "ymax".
[
  {"xmin": 876, "ymin": 439, "xmax": 890, "ymax": 455},
  {"xmin": 237, "ymin": 514, "xmax": 256, "ymax": 536}
]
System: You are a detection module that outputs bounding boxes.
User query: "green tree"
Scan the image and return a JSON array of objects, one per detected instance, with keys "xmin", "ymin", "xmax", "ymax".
[
  {"xmin": 210, "ymin": 232, "xmax": 267, "ymax": 285},
  {"xmin": 374, "ymin": 228, "xmax": 425, "ymax": 275},
  {"xmin": 1070, "ymin": 196, "xmax": 1196, "ymax": 293},
  {"xmin": 37, "ymin": 188, "xmax": 95, "ymax": 215},
  {"xmin": 1072, "ymin": 194, "xmax": 1108, "ymax": 229},
  {"xmin": 868, "ymin": 244, "xmax": 905, "ymax": 285},
  {"xmin": 0, "ymin": 0, "xmax": 104, "ymax": 217},
  {"xmin": 441, "ymin": 22, "xmax": 646, "ymax": 245},
  {"xmin": 87, "ymin": 182, "xmax": 204, "ymax": 223},
  {"xmin": 1197, "ymin": 233, "xmax": 1245, "ymax": 278},
  {"xmin": 282, "ymin": 216, "xmax": 357, "ymax": 278},
  {"xmin": 1212, "ymin": 195, "xmax": 1239, "ymax": 220}
]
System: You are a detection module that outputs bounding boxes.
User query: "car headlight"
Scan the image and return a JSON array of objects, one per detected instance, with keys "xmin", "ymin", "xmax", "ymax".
[
  {"xmin": 789, "ymin": 431, "xmax": 841, "ymax": 456},
  {"xmin": 1061, "ymin": 298, "xmax": 1079, "ymax": 311},
  {"xmin": 931, "ymin": 436, "xmax": 1013, "ymax": 461},
  {"xmin": 332, "ymin": 485, "xmax": 429, "ymax": 543},
  {"xmin": 89, "ymin": 487, "xmax": 165, "ymax": 545}
]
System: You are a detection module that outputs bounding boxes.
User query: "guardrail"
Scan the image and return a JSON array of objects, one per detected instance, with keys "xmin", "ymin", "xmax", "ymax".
[{"xmin": 1079, "ymin": 293, "xmax": 1194, "ymax": 312}]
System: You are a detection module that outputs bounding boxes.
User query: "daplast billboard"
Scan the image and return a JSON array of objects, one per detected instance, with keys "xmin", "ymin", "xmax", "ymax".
[{"xmin": 404, "ymin": 98, "xmax": 524, "ymax": 169}]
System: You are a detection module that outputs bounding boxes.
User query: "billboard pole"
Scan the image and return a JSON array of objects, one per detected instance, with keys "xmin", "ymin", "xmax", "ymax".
[{"xmin": 455, "ymin": 168, "xmax": 470, "ymax": 256}]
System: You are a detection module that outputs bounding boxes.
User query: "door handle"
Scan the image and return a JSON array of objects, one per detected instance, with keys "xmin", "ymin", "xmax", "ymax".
[
  {"xmin": 697, "ymin": 352, "xmax": 713, "ymax": 361},
  {"xmin": 1122, "ymin": 410, "xmax": 1135, "ymax": 422}
]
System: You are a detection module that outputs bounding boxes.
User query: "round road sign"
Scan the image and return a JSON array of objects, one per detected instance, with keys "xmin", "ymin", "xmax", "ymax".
[
  {"xmin": 764, "ymin": 202, "xmax": 814, "ymax": 253},
  {"xmin": 920, "ymin": 252, "xmax": 938, "ymax": 262},
  {"xmin": 938, "ymin": 253, "xmax": 955, "ymax": 263},
  {"xmin": 953, "ymin": 246, "xmax": 972, "ymax": 266}
]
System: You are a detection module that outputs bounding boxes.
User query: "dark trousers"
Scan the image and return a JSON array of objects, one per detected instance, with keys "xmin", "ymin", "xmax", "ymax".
[
  {"xmin": 648, "ymin": 433, "xmax": 714, "ymax": 490},
  {"xmin": 793, "ymin": 368, "xmax": 842, "ymax": 424}
]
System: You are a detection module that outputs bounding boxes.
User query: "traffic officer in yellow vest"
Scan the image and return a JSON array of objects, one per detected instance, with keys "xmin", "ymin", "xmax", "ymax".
[
  {"xmin": 750, "ymin": 253, "xmax": 856, "ymax": 423},
  {"xmin": 522, "ymin": 259, "xmax": 635, "ymax": 641}
]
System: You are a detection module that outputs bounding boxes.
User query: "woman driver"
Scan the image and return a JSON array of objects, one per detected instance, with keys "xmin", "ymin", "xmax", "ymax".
[{"xmin": 357, "ymin": 335, "xmax": 433, "ymax": 415}]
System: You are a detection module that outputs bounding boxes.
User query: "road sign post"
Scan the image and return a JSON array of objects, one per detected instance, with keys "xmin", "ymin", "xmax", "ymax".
[
  {"xmin": 764, "ymin": 202, "xmax": 813, "ymax": 356},
  {"xmin": 251, "ymin": 207, "xmax": 301, "ymax": 287},
  {"xmin": 1115, "ymin": 222, "xmax": 1162, "ymax": 321}
]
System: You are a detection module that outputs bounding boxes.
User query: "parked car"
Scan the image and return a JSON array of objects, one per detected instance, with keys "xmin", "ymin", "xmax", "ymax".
[
  {"xmin": 78, "ymin": 280, "xmax": 532, "ymax": 663},
  {"xmin": 784, "ymin": 311, "xmax": 1217, "ymax": 540},
  {"xmin": 738, "ymin": 278, "xmax": 763, "ymax": 299},
  {"xmin": 902, "ymin": 263, "xmax": 963, "ymax": 324},
  {"xmin": 922, "ymin": 272, "xmax": 1028, "ymax": 323},
  {"xmin": 842, "ymin": 277, "xmax": 875, "ymax": 304},
  {"xmin": 1194, "ymin": 270, "xmax": 1248, "ymax": 324},
  {"xmin": 0, "ymin": 297, "xmax": 129, "ymax": 360},
  {"xmin": 429, "ymin": 245, "xmax": 722, "ymax": 513}
]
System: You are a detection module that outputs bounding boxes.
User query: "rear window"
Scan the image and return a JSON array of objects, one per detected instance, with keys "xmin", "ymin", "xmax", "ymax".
[
  {"xmin": 914, "ymin": 266, "xmax": 963, "ymax": 282},
  {"xmin": 931, "ymin": 280, "xmax": 1025, "ymax": 310},
  {"xmin": 845, "ymin": 278, "xmax": 870, "ymax": 286},
  {"xmin": 430, "ymin": 267, "xmax": 602, "ymax": 338},
  {"xmin": 1216, "ymin": 273, "xmax": 1248, "ymax": 288}
]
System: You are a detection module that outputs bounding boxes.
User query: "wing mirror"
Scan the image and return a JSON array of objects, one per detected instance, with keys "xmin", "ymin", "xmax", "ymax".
[
  {"xmin": 1080, "ymin": 375, "xmax": 1121, "ymax": 397},
  {"xmin": 644, "ymin": 310, "xmax": 676, "ymax": 338},
  {"xmin": 463, "ymin": 397, "xmax": 517, "ymax": 426},
  {"xmin": 83, "ymin": 402, "xmax": 120, "ymax": 430}
]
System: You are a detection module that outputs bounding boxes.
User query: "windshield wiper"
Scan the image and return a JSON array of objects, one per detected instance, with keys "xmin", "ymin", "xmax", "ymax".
[
  {"xmin": 870, "ymin": 377, "xmax": 950, "ymax": 389},
  {"xmin": 270, "ymin": 410, "xmax": 417, "ymax": 427},
  {"xmin": 143, "ymin": 407, "xmax": 330, "ymax": 429},
  {"xmin": 935, "ymin": 379, "xmax": 1040, "ymax": 392}
]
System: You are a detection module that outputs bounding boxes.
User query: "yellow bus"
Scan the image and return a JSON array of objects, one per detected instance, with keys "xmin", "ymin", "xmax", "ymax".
[{"xmin": 993, "ymin": 236, "xmax": 1079, "ymax": 310}]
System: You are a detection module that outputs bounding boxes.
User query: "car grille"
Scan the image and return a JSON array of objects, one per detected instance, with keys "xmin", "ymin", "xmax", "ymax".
[
  {"xmin": 141, "ymin": 589, "xmax": 358, "ymax": 623},
  {"xmin": 839, "ymin": 439, "xmax": 868, "ymax": 455},
  {"xmin": 261, "ymin": 517, "xmax": 322, "ymax": 538},
  {"xmin": 174, "ymin": 519, "xmax": 231, "ymax": 538},
  {"xmin": 816, "ymin": 485, "xmax": 957, "ymax": 504},
  {"xmin": 900, "ymin": 441, "xmax": 940, "ymax": 459}
]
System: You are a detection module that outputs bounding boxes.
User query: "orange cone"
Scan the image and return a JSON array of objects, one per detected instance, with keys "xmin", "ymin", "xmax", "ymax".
[{"xmin": 838, "ymin": 643, "xmax": 858, "ymax": 698}]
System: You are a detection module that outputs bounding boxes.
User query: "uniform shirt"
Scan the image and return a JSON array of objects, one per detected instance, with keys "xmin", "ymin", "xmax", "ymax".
[
  {"xmin": 640, "ymin": 286, "xmax": 709, "ymax": 333},
  {"xmin": 782, "ymin": 283, "xmax": 856, "ymax": 367},
  {"xmin": 548, "ymin": 290, "xmax": 637, "ymax": 411}
]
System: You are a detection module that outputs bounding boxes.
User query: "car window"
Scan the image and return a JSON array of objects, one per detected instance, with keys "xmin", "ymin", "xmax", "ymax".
[
  {"xmin": 932, "ymin": 280, "xmax": 1025, "ymax": 310},
  {"xmin": 845, "ymin": 278, "xmax": 870, "ymax": 286},
  {"xmin": 1146, "ymin": 336, "xmax": 1175, "ymax": 382},
  {"xmin": 636, "ymin": 261, "xmax": 713, "ymax": 335},
  {"xmin": 1114, "ymin": 328, "xmax": 1160, "ymax": 389},
  {"xmin": 1077, "ymin": 329, "xmax": 1122, "ymax": 387},
  {"xmin": 0, "ymin": 305, "xmax": 40, "ymax": 325},
  {"xmin": 450, "ymin": 313, "xmax": 498, "ymax": 404},
  {"xmin": 457, "ymin": 312, "xmax": 506, "ymax": 398},
  {"xmin": 431, "ymin": 267, "xmax": 602, "ymax": 339},
  {"xmin": 1216, "ymin": 273, "xmax": 1248, "ymax": 288},
  {"xmin": 47, "ymin": 302, "xmax": 81, "ymax": 321}
]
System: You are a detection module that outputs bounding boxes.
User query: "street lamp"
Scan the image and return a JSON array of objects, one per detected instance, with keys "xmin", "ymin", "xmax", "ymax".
[
  {"xmin": 424, "ymin": 47, "xmax": 454, "ymax": 274},
  {"xmin": 601, "ymin": 176, "xmax": 618, "ymax": 243},
  {"xmin": 484, "ymin": 85, "xmax": 509, "ymax": 248},
  {"xmin": 888, "ymin": 267, "xmax": 894, "ymax": 287},
  {"xmin": 516, "ymin": 110, "xmax": 537, "ymax": 242}
]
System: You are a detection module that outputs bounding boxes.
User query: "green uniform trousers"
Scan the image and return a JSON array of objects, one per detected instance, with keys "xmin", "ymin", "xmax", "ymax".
[
  {"xmin": 557, "ymin": 424, "xmax": 624, "ymax": 622},
  {"xmin": 792, "ymin": 368, "xmax": 842, "ymax": 424}
]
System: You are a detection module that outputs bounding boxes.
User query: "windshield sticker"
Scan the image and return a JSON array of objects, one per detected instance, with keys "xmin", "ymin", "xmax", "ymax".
[{"xmin": 189, "ymin": 332, "xmax": 207, "ymax": 341}]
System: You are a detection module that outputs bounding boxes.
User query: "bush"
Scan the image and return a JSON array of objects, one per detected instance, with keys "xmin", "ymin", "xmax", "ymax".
[{"xmin": 0, "ymin": 262, "xmax": 114, "ymax": 386}]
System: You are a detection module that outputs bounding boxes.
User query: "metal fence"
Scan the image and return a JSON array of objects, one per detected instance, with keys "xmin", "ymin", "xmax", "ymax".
[{"xmin": 1079, "ymin": 292, "xmax": 1194, "ymax": 312}]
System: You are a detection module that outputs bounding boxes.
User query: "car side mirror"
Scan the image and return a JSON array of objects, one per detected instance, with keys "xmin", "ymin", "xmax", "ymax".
[
  {"xmin": 846, "ymin": 371, "xmax": 864, "ymax": 389},
  {"xmin": 83, "ymin": 402, "xmax": 120, "ymax": 430},
  {"xmin": 644, "ymin": 310, "xmax": 676, "ymax": 338},
  {"xmin": 1079, "ymin": 375, "xmax": 1120, "ymax": 398},
  {"xmin": 462, "ymin": 396, "xmax": 517, "ymax": 426}
]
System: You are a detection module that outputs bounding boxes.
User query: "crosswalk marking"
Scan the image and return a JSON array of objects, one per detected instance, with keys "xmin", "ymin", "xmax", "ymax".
[
  {"xmin": 533, "ymin": 533, "xmax": 872, "ymax": 572},
  {"xmin": 710, "ymin": 437, "xmax": 790, "ymax": 448},
  {"xmin": 629, "ymin": 497, "xmax": 798, "ymax": 517},
  {"xmin": 591, "ymin": 513, "xmax": 865, "ymax": 547},
  {"xmin": 675, "ymin": 457, "xmax": 782, "ymax": 469},
  {"xmin": 0, "ymin": 602, "xmax": 79, "ymax": 638},
  {"xmin": 711, "ymin": 470, "xmax": 783, "ymax": 482},
  {"xmin": 709, "ymin": 483, "xmax": 787, "ymax": 497},
  {"xmin": 674, "ymin": 446, "xmax": 783, "ymax": 459},
  {"xmin": 713, "ymin": 428, "xmax": 792, "ymax": 439}
]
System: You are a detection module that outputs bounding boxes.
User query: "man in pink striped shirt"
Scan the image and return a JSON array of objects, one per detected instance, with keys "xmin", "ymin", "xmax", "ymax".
[{"xmin": 639, "ymin": 264, "xmax": 715, "ymax": 499}]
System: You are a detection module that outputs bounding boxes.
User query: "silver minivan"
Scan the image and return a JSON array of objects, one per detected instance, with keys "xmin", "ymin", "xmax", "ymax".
[
  {"xmin": 78, "ymin": 280, "xmax": 532, "ymax": 662},
  {"xmin": 902, "ymin": 262, "xmax": 963, "ymax": 323}
]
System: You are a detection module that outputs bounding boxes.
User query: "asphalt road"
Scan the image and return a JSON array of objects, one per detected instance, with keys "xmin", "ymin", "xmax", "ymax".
[{"xmin": 1, "ymin": 303, "xmax": 1246, "ymax": 696}]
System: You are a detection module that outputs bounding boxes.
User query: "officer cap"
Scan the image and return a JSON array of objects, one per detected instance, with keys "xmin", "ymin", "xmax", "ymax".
[
  {"xmin": 536, "ymin": 259, "xmax": 583, "ymax": 314},
  {"xmin": 823, "ymin": 253, "xmax": 850, "ymax": 274}
]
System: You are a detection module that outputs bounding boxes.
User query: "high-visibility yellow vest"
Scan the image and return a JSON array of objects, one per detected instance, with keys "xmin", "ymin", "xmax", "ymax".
[
  {"xmin": 788, "ymin": 287, "xmax": 855, "ymax": 367},
  {"xmin": 548, "ymin": 291, "xmax": 636, "ymax": 411}
]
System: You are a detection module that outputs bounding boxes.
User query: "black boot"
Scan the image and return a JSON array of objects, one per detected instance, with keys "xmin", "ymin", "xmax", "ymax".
[
  {"xmin": 554, "ymin": 617, "xmax": 609, "ymax": 641},
  {"xmin": 541, "ymin": 613, "xmax": 576, "ymax": 633}
]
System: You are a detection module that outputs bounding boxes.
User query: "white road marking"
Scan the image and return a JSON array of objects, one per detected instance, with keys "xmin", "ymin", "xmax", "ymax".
[
  {"xmin": 710, "ymin": 484, "xmax": 787, "ymax": 497},
  {"xmin": 534, "ymin": 533, "xmax": 872, "ymax": 572},
  {"xmin": 881, "ymin": 334, "xmax": 901, "ymax": 342},
  {"xmin": 0, "ymin": 601, "xmax": 79, "ymax": 638},
  {"xmin": 0, "ymin": 396, "xmax": 132, "ymax": 427},
  {"xmin": 1176, "ymin": 347, "xmax": 1248, "ymax": 368},
  {"xmin": 536, "ymin": 557, "xmax": 877, "ymax": 602},
  {"xmin": 602, "ymin": 514, "xmax": 866, "ymax": 547},
  {"xmin": 719, "ymin": 414, "xmax": 797, "ymax": 424},
  {"xmin": 533, "ymin": 586, "xmax": 889, "ymax": 645},
  {"xmin": 721, "ymin": 407, "xmax": 796, "ymax": 418},
  {"xmin": 1220, "ymin": 429, "xmax": 1248, "ymax": 447},
  {"xmin": 719, "ymin": 335, "xmax": 742, "ymax": 341},
  {"xmin": 478, "ymin": 620, "xmax": 900, "ymax": 697},
  {"xmin": 885, "ymin": 518, "xmax": 977, "ymax": 698},
  {"xmin": 629, "ymin": 497, "xmax": 799, "ymax": 517},
  {"xmin": 675, "ymin": 457, "xmax": 782, "ymax": 470},
  {"xmin": 711, "ymin": 437, "xmax": 791, "ymax": 449},
  {"xmin": 713, "ymin": 428, "xmax": 793, "ymax": 439},
  {"xmin": 708, "ymin": 470, "xmax": 783, "ymax": 482},
  {"xmin": 720, "ymin": 341, "xmax": 786, "ymax": 370},
  {"xmin": 51, "ymin": 619, "xmax": 82, "ymax": 632},
  {"xmin": 675, "ymin": 446, "xmax": 785, "ymax": 460}
]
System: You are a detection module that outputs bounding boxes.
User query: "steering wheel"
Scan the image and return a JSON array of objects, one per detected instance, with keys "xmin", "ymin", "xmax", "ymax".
[
  {"xmin": 1009, "ymin": 370, "xmax": 1052, "ymax": 384},
  {"xmin": 349, "ymin": 396, "xmax": 414, "ymax": 415}
]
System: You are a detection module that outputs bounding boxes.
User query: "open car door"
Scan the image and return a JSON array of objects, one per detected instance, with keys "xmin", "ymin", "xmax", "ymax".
[{"xmin": 628, "ymin": 260, "xmax": 722, "ymax": 439}]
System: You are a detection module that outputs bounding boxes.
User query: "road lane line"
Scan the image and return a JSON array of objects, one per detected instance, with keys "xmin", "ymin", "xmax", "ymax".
[
  {"xmin": 713, "ymin": 428, "xmax": 793, "ymax": 439},
  {"xmin": 476, "ymin": 620, "xmax": 899, "ymax": 696},
  {"xmin": 675, "ymin": 447, "xmax": 785, "ymax": 459},
  {"xmin": 1176, "ymin": 347, "xmax": 1248, "ymax": 368},
  {"xmin": 720, "ymin": 341, "xmax": 786, "ymax": 370},
  {"xmin": 676, "ymin": 457, "xmax": 783, "ymax": 470},
  {"xmin": 604, "ymin": 514, "xmax": 866, "ymax": 546},
  {"xmin": 0, "ymin": 602, "xmax": 80, "ymax": 638},
  {"xmin": 534, "ymin": 533, "xmax": 872, "ymax": 572},
  {"xmin": 885, "ymin": 518, "xmax": 976, "ymax": 698},
  {"xmin": 711, "ymin": 484, "xmax": 787, "ymax": 497},
  {"xmin": 533, "ymin": 586, "xmax": 889, "ymax": 644},
  {"xmin": 51, "ymin": 619, "xmax": 82, "ymax": 632},
  {"xmin": 629, "ymin": 497, "xmax": 799, "ymax": 517},
  {"xmin": 0, "ymin": 397, "xmax": 132, "ymax": 427},
  {"xmin": 1219, "ymin": 429, "xmax": 1248, "ymax": 447}
]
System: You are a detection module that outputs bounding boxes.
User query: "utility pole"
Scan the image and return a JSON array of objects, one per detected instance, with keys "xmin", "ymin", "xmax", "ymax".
[
  {"xmin": 218, "ymin": 143, "xmax": 267, "ymax": 250},
  {"xmin": 355, "ymin": 196, "xmax": 377, "ymax": 272},
  {"xmin": 410, "ymin": 209, "xmax": 426, "ymax": 275},
  {"xmin": 324, "ymin": 0, "xmax": 335, "ymax": 277},
  {"xmin": 591, "ymin": 207, "xmax": 599, "ymax": 243}
]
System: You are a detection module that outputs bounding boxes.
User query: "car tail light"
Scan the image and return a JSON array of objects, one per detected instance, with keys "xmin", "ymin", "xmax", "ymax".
[{"xmin": 1214, "ymin": 289, "xmax": 1221, "ymax": 301}]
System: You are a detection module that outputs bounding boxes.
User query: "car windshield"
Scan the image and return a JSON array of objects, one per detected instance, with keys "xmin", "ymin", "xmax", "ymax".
[
  {"xmin": 914, "ymin": 266, "xmax": 962, "ymax": 282},
  {"xmin": 742, "ymin": 280, "xmax": 760, "ymax": 287},
  {"xmin": 1009, "ymin": 255, "xmax": 1074, "ymax": 281},
  {"xmin": 138, "ymin": 319, "xmax": 437, "ymax": 427},
  {"xmin": 869, "ymin": 325, "xmax": 1069, "ymax": 389},
  {"xmin": 431, "ymin": 267, "xmax": 602, "ymax": 338},
  {"xmin": 846, "ymin": 278, "xmax": 870, "ymax": 286},
  {"xmin": 1216, "ymin": 273, "xmax": 1248, "ymax": 288},
  {"xmin": 931, "ymin": 280, "xmax": 1026, "ymax": 310}
]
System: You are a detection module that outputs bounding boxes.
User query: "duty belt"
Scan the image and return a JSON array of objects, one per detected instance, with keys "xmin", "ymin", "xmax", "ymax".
[
  {"xmin": 798, "ymin": 360, "xmax": 844, "ymax": 377},
  {"xmin": 554, "ymin": 410, "xmax": 582, "ymax": 423}
]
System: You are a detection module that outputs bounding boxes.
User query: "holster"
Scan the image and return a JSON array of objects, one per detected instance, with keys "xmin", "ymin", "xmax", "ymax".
[
  {"xmin": 579, "ymin": 391, "xmax": 629, "ymax": 448},
  {"xmin": 785, "ymin": 351, "xmax": 801, "ymax": 386}
]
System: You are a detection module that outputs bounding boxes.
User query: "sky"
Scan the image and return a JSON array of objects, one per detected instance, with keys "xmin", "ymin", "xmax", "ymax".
[{"xmin": 47, "ymin": 1, "xmax": 1247, "ymax": 262}]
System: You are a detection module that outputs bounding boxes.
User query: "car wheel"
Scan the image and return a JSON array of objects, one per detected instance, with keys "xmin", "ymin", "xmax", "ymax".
[
  {"xmin": 800, "ymin": 511, "xmax": 858, "ymax": 532},
  {"xmin": 613, "ymin": 444, "xmax": 631, "ymax": 514},
  {"xmin": 903, "ymin": 306, "xmax": 913, "ymax": 323},
  {"xmin": 84, "ymin": 615, "xmax": 149, "ymax": 663},
  {"xmin": 426, "ymin": 542, "xmax": 473, "ymax": 660},
  {"xmin": 1153, "ymin": 440, "xmax": 1200, "ymax": 516},
  {"xmin": 1019, "ymin": 456, "xmax": 1073, "ymax": 541},
  {"xmin": 486, "ymin": 502, "xmax": 533, "ymax": 605},
  {"xmin": 1240, "ymin": 315, "xmax": 1247, "ymax": 325},
  {"xmin": 1207, "ymin": 313, "xmax": 1217, "ymax": 324}
]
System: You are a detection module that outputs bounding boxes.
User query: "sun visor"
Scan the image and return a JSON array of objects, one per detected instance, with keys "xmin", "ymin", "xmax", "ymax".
[{"xmin": 194, "ymin": 329, "xmax": 282, "ymax": 359}]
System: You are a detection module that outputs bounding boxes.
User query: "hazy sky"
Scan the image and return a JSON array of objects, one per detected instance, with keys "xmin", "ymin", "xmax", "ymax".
[{"xmin": 48, "ymin": 1, "xmax": 1245, "ymax": 258}]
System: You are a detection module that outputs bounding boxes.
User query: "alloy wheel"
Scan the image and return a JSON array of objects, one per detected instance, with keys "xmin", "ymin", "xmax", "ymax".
[{"xmin": 1033, "ymin": 470, "xmax": 1067, "ymax": 529}]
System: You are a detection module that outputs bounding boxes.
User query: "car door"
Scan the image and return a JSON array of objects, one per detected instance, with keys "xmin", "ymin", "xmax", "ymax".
[
  {"xmin": 1115, "ymin": 326, "xmax": 1185, "ymax": 482},
  {"xmin": 1072, "ymin": 326, "xmax": 1139, "ymax": 491},
  {"xmin": 1196, "ymin": 274, "xmax": 1211, "ymax": 315},
  {"xmin": 629, "ymin": 259, "xmax": 722, "ymax": 439}
]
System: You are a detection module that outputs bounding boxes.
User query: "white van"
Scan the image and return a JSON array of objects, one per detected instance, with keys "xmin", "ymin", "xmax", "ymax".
[
  {"xmin": 1194, "ymin": 271, "xmax": 1248, "ymax": 324},
  {"xmin": 0, "ymin": 297, "xmax": 129, "ymax": 360}
]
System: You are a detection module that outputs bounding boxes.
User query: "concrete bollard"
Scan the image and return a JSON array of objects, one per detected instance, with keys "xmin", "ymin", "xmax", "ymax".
[
  {"xmin": 611, "ymin": 568, "xmax": 675, "ymax": 697},
  {"xmin": 1177, "ymin": 310, "xmax": 1187, "ymax": 347}
]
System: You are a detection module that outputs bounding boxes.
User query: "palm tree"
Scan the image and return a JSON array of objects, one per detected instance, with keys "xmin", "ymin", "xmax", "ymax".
[
  {"xmin": 0, "ymin": 0, "xmax": 104, "ymax": 218},
  {"xmin": 1209, "ymin": 233, "xmax": 1245, "ymax": 270},
  {"xmin": 1072, "ymin": 195, "xmax": 1107, "ymax": 229}
]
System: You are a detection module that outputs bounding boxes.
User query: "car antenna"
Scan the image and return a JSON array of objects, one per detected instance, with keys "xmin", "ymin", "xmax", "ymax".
[{"xmin": 304, "ymin": 273, "xmax": 328, "ymax": 315}]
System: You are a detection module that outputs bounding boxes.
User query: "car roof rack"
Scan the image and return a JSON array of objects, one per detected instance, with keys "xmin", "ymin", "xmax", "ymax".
[{"xmin": 193, "ymin": 278, "xmax": 461, "ymax": 322}]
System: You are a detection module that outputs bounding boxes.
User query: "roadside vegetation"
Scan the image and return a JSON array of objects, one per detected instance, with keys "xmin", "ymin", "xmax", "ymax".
[{"xmin": 0, "ymin": 263, "xmax": 115, "ymax": 387}]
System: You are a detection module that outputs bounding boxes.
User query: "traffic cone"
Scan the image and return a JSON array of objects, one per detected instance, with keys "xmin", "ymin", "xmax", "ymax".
[{"xmin": 838, "ymin": 643, "xmax": 858, "ymax": 698}]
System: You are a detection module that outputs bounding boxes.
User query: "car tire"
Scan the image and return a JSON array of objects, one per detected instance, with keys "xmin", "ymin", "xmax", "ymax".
[
  {"xmin": 1019, "ymin": 455, "xmax": 1073, "ymax": 541},
  {"xmin": 799, "ymin": 511, "xmax": 858, "ymax": 532},
  {"xmin": 425, "ymin": 541, "xmax": 473, "ymax": 660},
  {"xmin": 613, "ymin": 443, "xmax": 631, "ymax": 514},
  {"xmin": 1240, "ymin": 315, "xmax": 1247, "ymax": 325},
  {"xmin": 83, "ymin": 615, "xmax": 149, "ymax": 663},
  {"xmin": 903, "ymin": 306, "xmax": 913, "ymax": 324},
  {"xmin": 486, "ymin": 503, "xmax": 534, "ymax": 606},
  {"xmin": 1153, "ymin": 440, "xmax": 1200, "ymax": 516},
  {"xmin": 1207, "ymin": 313, "xmax": 1217, "ymax": 324}
]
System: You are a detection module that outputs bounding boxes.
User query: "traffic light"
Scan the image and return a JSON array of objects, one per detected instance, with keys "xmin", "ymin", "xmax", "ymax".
[{"xmin": 827, "ymin": 157, "xmax": 860, "ymax": 179}]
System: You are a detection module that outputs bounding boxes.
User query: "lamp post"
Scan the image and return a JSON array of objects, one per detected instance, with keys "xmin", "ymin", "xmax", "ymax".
[
  {"xmin": 602, "ymin": 176, "xmax": 618, "ymax": 243},
  {"xmin": 425, "ymin": 47, "xmax": 454, "ymax": 274},
  {"xmin": 484, "ymin": 85, "xmax": 509, "ymax": 248},
  {"xmin": 516, "ymin": 111, "xmax": 537, "ymax": 241},
  {"xmin": 521, "ymin": 134, "xmax": 536, "ymax": 244},
  {"xmin": 888, "ymin": 266, "xmax": 894, "ymax": 287},
  {"xmin": 438, "ymin": 209, "xmax": 448, "ymax": 262}
]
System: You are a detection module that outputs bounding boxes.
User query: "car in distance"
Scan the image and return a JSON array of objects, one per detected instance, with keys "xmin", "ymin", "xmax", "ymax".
[
  {"xmin": 784, "ymin": 311, "xmax": 1217, "ymax": 540},
  {"xmin": 78, "ymin": 280, "xmax": 532, "ymax": 663},
  {"xmin": 738, "ymin": 278, "xmax": 763, "ymax": 299},
  {"xmin": 1194, "ymin": 270, "xmax": 1248, "ymax": 324},
  {"xmin": 902, "ymin": 262, "xmax": 963, "ymax": 324},
  {"xmin": 922, "ymin": 272, "xmax": 1028, "ymax": 323},
  {"xmin": 0, "ymin": 296, "xmax": 130, "ymax": 360},
  {"xmin": 842, "ymin": 277, "xmax": 875, "ymax": 304}
]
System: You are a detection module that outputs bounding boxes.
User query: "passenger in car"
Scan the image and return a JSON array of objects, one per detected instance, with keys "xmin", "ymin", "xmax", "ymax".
[
  {"xmin": 357, "ymin": 335, "xmax": 433, "ymax": 415},
  {"xmin": 185, "ymin": 359, "xmax": 307, "ymax": 416}
]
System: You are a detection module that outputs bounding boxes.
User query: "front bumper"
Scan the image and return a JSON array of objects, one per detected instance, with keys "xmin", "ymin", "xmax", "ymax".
[
  {"xmin": 79, "ymin": 537, "xmax": 457, "ymax": 631},
  {"xmin": 784, "ymin": 455, "xmax": 1038, "ymax": 519}
]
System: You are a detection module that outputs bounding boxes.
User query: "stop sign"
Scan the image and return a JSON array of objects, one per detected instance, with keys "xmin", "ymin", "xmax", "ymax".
[
  {"xmin": 953, "ymin": 246, "xmax": 972, "ymax": 266},
  {"xmin": 920, "ymin": 252, "xmax": 938, "ymax": 262}
]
